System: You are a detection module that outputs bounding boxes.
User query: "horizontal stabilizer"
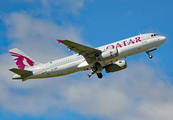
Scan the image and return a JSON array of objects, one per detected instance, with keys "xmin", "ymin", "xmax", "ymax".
[{"xmin": 9, "ymin": 68, "xmax": 32, "ymax": 76}]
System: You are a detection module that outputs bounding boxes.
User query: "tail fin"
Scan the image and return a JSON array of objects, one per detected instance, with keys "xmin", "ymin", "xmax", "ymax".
[{"xmin": 9, "ymin": 48, "xmax": 40, "ymax": 70}]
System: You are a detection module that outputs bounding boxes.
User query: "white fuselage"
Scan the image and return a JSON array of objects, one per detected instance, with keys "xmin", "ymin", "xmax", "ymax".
[{"xmin": 13, "ymin": 33, "xmax": 166, "ymax": 80}]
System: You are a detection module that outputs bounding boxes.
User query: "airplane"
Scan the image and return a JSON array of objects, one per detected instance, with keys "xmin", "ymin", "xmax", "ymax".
[{"xmin": 9, "ymin": 33, "xmax": 166, "ymax": 81}]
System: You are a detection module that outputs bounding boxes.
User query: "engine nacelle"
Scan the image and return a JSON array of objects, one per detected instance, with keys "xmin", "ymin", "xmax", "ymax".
[
  {"xmin": 96, "ymin": 48, "xmax": 118, "ymax": 61},
  {"xmin": 105, "ymin": 60, "xmax": 127, "ymax": 73}
]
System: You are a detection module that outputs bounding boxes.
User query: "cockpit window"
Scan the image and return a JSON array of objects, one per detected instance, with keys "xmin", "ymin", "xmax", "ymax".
[{"xmin": 151, "ymin": 34, "xmax": 158, "ymax": 37}]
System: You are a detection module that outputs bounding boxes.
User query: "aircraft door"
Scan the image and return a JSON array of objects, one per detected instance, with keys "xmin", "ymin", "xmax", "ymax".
[
  {"xmin": 142, "ymin": 35, "xmax": 147, "ymax": 44},
  {"xmin": 41, "ymin": 64, "xmax": 47, "ymax": 76},
  {"xmin": 142, "ymin": 35, "xmax": 147, "ymax": 43},
  {"xmin": 41, "ymin": 64, "xmax": 45, "ymax": 72}
]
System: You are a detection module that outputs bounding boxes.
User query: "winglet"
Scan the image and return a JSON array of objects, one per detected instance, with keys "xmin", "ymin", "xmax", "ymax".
[
  {"xmin": 87, "ymin": 74, "xmax": 91, "ymax": 78},
  {"xmin": 57, "ymin": 39, "xmax": 62, "ymax": 43}
]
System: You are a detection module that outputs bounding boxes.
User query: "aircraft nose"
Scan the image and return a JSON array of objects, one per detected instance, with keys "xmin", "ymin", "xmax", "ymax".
[{"xmin": 160, "ymin": 36, "xmax": 167, "ymax": 43}]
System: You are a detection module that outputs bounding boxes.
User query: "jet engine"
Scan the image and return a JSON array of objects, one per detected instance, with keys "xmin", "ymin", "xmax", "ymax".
[
  {"xmin": 105, "ymin": 60, "xmax": 127, "ymax": 73},
  {"xmin": 96, "ymin": 48, "xmax": 118, "ymax": 61}
]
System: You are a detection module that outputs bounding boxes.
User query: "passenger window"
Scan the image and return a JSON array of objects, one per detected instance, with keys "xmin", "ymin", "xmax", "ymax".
[{"xmin": 151, "ymin": 35, "xmax": 153, "ymax": 37}]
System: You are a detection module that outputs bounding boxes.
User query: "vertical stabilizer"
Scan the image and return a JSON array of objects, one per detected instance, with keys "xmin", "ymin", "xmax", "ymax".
[{"xmin": 9, "ymin": 48, "xmax": 40, "ymax": 70}]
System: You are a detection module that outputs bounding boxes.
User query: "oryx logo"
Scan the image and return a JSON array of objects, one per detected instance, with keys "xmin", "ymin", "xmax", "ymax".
[{"xmin": 10, "ymin": 52, "xmax": 34, "ymax": 70}]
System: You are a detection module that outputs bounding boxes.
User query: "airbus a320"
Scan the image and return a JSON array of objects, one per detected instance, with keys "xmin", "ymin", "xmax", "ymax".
[{"xmin": 9, "ymin": 33, "xmax": 166, "ymax": 81}]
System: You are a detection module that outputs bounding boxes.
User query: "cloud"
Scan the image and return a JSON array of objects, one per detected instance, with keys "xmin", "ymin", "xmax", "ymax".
[
  {"xmin": 4, "ymin": 12, "xmax": 83, "ymax": 62},
  {"xmin": 23, "ymin": 0, "xmax": 92, "ymax": 16},
  {"xmin": 58, "ymin": 61, "xmax": 173, "ymax": 120},
  {"xmin": 0, "ymin": 8, "xmax": 173, "ymax": 120},
  {"xmin": 1, "ymin": 38, "xmax": 173, "ymax": 120},
  {"xmin": 0, "ymin": 11, "xmax": 84, "ymax": 116},
  {"xmin": 0, "ymin": 10, "xmax": 83, "ymax": 115},
  {"xmin": 56, "ymin": 0, "xmax": 91, "ymax": 15}
]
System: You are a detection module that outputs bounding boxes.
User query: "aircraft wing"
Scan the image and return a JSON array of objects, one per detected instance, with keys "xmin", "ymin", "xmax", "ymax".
[{"xmin": 57, "ymin": 39, "xmax": 101, "ymax": 57}]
